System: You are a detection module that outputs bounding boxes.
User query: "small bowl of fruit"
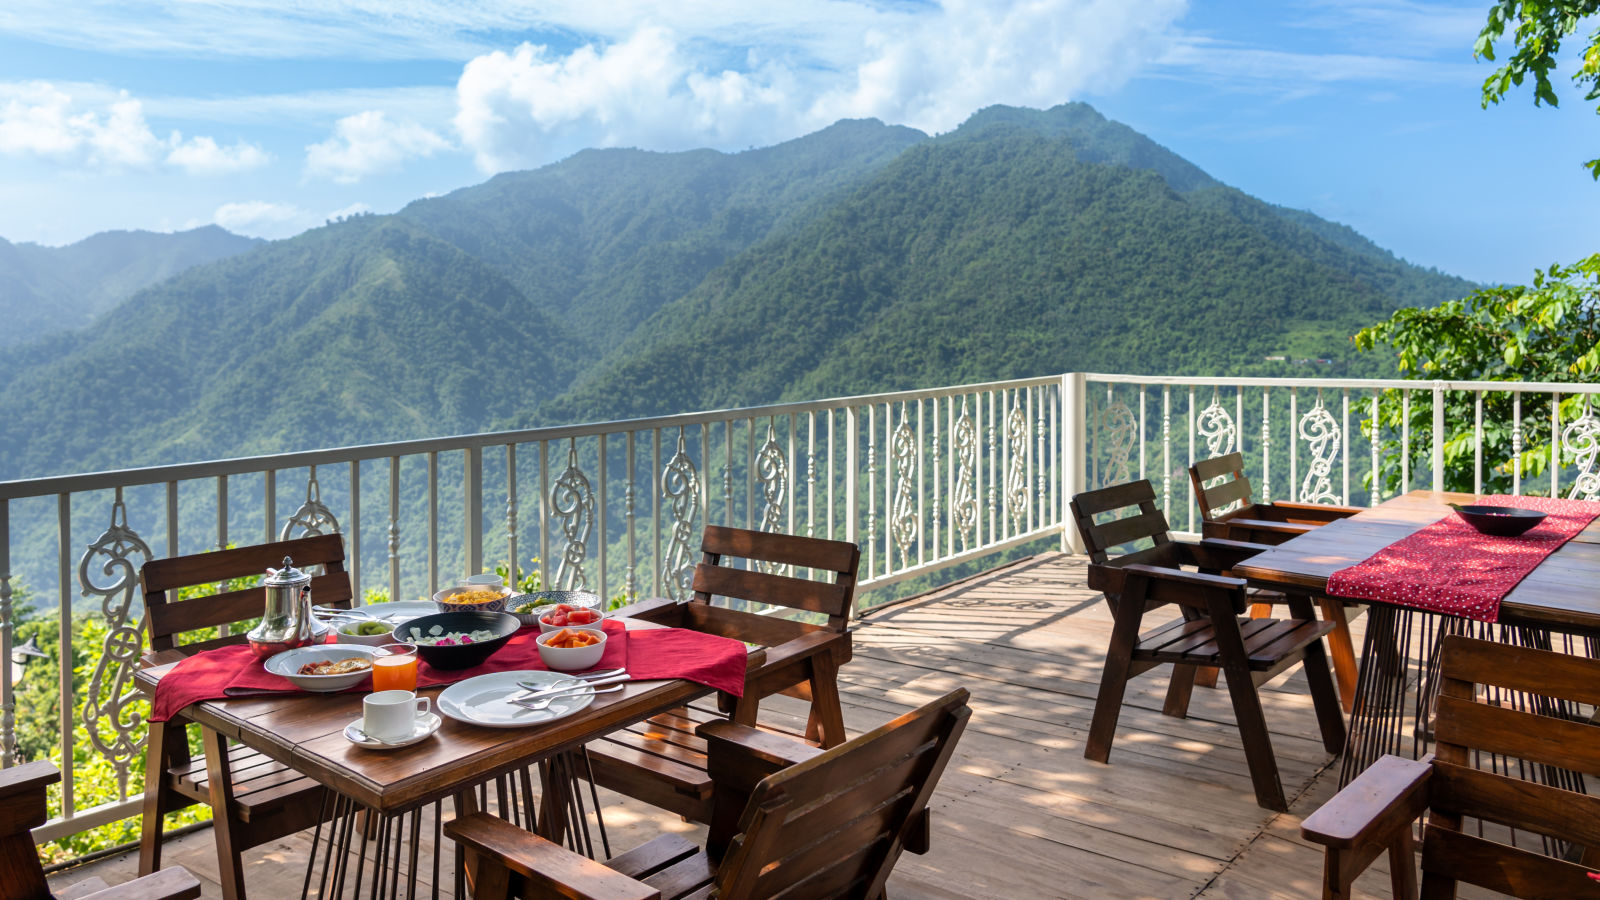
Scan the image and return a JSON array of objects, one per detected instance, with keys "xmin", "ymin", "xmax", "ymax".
[
  {"xmin": 334, "ymin": 617, "xmax": 395, "ymax": 646},
  {"xmin": 536, "ymin": 627, "xmax": 607, "ymax": 671},
  {"xmin": 537, "ymin": 603, "xmax": 604, "ymax": 634}
]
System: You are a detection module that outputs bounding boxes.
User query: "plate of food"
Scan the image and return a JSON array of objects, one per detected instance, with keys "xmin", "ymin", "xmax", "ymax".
[
  {"xmin": 264, "ymin": 645, "xmax": 379, "ymax": 692},
  {"xmin": 436, "ymin": 670, "xmax": 597, "ymax": 728}
]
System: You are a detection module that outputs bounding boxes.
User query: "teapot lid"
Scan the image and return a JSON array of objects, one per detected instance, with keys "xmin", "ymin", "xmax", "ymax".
[{"xmin": 263, "ymin": 556, "xmax": 312, "ymax": 588}]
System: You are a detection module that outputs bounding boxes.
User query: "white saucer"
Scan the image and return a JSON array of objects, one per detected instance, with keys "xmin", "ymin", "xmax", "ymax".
[{"xmin": 344, "ymin": 712, "xmax": 441, "ymax": 749}]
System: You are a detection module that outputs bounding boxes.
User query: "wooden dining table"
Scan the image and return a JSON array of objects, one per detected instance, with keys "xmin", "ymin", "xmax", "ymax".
[
  {"xmin": 134, "ymin": 617, "xmax": 765, "ymax": 898},
  {"xmin": 1232, "ymin": 490, "xmax": 1600, "ymax": 781}
]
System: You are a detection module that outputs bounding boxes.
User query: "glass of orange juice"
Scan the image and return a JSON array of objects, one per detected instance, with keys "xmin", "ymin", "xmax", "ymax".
[{"xmin": 372, "ymin": 643, "xmax": 419, "ymax": 692}]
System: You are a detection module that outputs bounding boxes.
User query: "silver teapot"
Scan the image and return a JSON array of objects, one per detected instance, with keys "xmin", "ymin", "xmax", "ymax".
[{"xmin": 245, "ymin": 556, "xmax": 334, "ymax": 659}]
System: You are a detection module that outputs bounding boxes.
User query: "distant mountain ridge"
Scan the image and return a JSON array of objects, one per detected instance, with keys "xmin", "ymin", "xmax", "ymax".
[
  {"xmin": 0, "ymin": 225, "xmax": 259, "ymax": 347},
  {"xmin": 0, "ymin": 103, "xmax": 1474, "ymax": 481}
]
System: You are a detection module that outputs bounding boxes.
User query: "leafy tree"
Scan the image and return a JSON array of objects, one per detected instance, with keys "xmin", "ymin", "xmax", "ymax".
[
  {"xmin": 1356, "ymin": 256, "xmax": 1600, "ymax": 494},
  {"xmin": 1474, "ymin": 0, "xmax": 1600, "ymax": 176}
]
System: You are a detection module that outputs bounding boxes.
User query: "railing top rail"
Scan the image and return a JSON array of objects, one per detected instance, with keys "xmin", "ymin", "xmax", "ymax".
[
  {"xmin": 0, "ymin": 374, "xmax": 1060, "ymax": 501},
  {"xmin": 1086, "ymin": 373, "xmax": 1600, "ymax": 394}
]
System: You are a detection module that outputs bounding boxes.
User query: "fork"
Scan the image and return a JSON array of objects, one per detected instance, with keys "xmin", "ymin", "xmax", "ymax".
[{"xmin": 509, "ymin": 683, "xmax": 623, "ymax": 712}]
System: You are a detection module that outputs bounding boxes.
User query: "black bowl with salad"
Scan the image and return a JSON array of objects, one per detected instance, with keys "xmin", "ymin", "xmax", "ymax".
[{"xmin": 398, "ymin": 611, "xmax": 520, "ymax": 669}]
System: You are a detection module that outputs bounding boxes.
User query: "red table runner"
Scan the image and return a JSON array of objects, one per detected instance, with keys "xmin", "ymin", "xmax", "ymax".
[
  {"xmin": 150, "ymin": 619, "xmax": 748, "ymax": 722},
  {"xmin": 1326, "ymin": 495, "xmax": 1600, "ymax": 622}
]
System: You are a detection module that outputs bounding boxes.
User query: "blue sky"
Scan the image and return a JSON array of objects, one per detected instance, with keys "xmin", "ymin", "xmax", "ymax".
[{"xmin": 0, "ymin": 0, "xmax": 1594, "ymax": 285}]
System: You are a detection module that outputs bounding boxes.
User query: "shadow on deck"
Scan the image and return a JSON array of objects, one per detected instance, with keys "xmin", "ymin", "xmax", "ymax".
[{"xmin": 47, "ymin": 552, "xmax": 1450, "ymax": 899}]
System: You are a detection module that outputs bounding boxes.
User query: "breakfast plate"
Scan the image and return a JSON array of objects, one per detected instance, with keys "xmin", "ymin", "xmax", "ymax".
[
  {"xmin": 263, "ymin": 645, "xmax": 378, "ymax": 692},
  {"xmin": 435, "ymin": 670, "xmax": 596, "ymax": 729}
]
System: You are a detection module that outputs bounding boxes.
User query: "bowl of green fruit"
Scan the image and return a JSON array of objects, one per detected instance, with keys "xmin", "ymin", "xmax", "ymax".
[{"xmin": 334, "ymin": 617, "xmax": 395, "ymax": 646}]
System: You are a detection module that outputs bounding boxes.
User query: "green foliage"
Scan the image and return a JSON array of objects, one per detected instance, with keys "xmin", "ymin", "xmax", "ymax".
[
  {"xmin": 1474, "ymin": 0, "xmax": 1600, "ymax": 177},
  {"xmin": 1354, "ymin": 254, "xmax": 1600, "ymax": 493}
]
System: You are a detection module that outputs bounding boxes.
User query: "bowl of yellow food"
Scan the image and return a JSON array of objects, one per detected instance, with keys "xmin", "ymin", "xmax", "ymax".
[{"xmin": 432, "ymin": 585, "xmax": 511, "ymax": 614}]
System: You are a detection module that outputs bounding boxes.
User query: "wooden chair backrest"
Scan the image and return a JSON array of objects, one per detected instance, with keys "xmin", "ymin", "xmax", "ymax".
[
  {"xmin": 1425, "ymin": 635, "xmax": 1600, "ymax": 897},
  {"xmin": 0, "ymin": 761, "xmax": 57, "ymax": 900},
  {"xmin": 1069, "ymin": 480, "xmax": 1172, "ymax": 565},
  {"xmin": 689, "ymin": 525, "xmax": 860, "ymax": 635},
  {"xmin": 142, "ymin": 534, "xmax": 351, "ymax": 654},
  {"xmin": 712, "ymin": 688, "xmax": 970, "ymax": 900},
  {"xmin": 1188, "ymin": 452, "xmax": 1253, "ymax": 523}
]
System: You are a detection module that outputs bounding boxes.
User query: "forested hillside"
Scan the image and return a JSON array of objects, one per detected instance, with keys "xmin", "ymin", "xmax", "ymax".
[
  {"xmin": 0, "ymin": 103, "xmax": 1473, "ymax": 481},
  {"xmin": 0, "ymin": 226, "xmax": 258, "ymax": 346}
]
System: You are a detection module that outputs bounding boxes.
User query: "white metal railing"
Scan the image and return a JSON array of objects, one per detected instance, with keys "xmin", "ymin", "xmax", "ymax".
[
  {"xmin": 7, "ymin": 369, "xmax": 1600, "ymax": 848},
  {"xmin": 0, "ymin": 375, "xmax": 1063, "ymax": 843}
]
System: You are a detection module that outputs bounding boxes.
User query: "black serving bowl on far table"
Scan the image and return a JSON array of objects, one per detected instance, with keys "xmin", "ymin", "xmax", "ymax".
[
  {"xmin": 1450, "ymin": 503, "xmax": 1547, "ymax": 537},
  {"xmin": 395, "ymin": 611, "xmax": 520, "ymax": 670}
]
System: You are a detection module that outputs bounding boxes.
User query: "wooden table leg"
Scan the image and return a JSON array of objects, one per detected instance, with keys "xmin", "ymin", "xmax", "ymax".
[{"xmin": 1317, "ymin": 596, "xmax": 1359, "ymax": 714}]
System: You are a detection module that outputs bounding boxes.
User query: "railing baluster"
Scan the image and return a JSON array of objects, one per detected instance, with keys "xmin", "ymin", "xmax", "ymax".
[
  {"xmin": 787, "ymin": 415, "xmax": 797, "ymax": 539},
  {"xmin": 1513, "ymin": 392, "xmax": 1523, "ymax": 494},
  {"xmin": 1432, "ymin": 384, "xmax": 1446, "ymax": 493},
  {"xmin": 598, "ymin": 434, "xmax": 608, "ymax": 599},
  {"xmin": 427, "ymin": 451, "xmax": 438, "ymax": 596},
  {"xmin": 625, "ymin": 431, "xmax": 636, "ymax": 600},
  {"xmin": 388, "ymin": 457, "xmax": 400, "ymax": 601},
  {"xmin": 1289, "ymin": 390, "xmax": 1298, "ymax": 503},
  {"xmin": 866, "ymin": 404, "xmax": 877, "ymax": 579},
  {"xmin": 1341, "ymin": 390, "xmax": 1351, "ymax": 505},
  {"xmin": 917, "ymin": 400, "xmax": 926, "ymax": 568},
  {"xmin": 57, "ymin": 493, "xmax": 72, "ymax": 818},
  {"xmin": 845, "ymin": 406, "xmax": 858, "ymax": 549},
  {"xmin": 506, "ymin": 445, "xmax": 518, "ymax": 592},
  {"xmin": 1261, "ymin": 388, "xmax": 1271, "ymax": 503},
  {"xmin": 539, "ymin": 441, "xmax": 551, "ymax": 592},
  {"xmin": 827, "ymin": 411, "xmax": 836, "ymax": 541},
  {"xmin": 1551, "ymin": 391, "xmax": 1561, "ymax": 497},
  {"xmin": 1473, "ymin": 392, "xmax": 1484, "ymax": 495},
  {"xmin": 1138, "ymin": 386, "xmax": 1147, "ymax": 485},
  {"xmin": 1, "ymin": 497, "xmax": 13, "ymax": 768},
  {"xmin": 651, "ymin": 429, "xmax": 661, "ymax": 597},
  {"xmin": 1401, "ymin": 390, "xmax": 1411, "ymax": 495},
  {"xmin": 988, "ymin": 390, "xmax": 997, "ymax": 544},
  {"xmin": 744, "ymin": 420, "xmax": 754, "ymax": 532},
  {"xmin": 723, "ymin": 421, "xmax": 733, "ymax": 529},
  {"xmin": 217, "ymin": 475, "xmax": 228, "ymax": 551},
  {"xmin": 1370, "ymin": 390, "xmax": 1381, "ymax": 506},
  {"xmin": 349, "ymin": 461, "xmax": 360, "ymax": 602},
  {"xmin": 264, "ymin": 468, "xmax": 276, "ymax": 543},
  {"xmin": 1161, "ymin": 386, "xmax": 1171, "ymax": 518},
  {"xmin": 464, "ymin": 447, "xmax": 483, "ymax": 576},
  {"xmin": 1187, "ymin": 387, "xmax": 1196, "ymax": 532},
  {"xmin": 807, "ymin": 412, "xmax": 817, "ymax": 541}
]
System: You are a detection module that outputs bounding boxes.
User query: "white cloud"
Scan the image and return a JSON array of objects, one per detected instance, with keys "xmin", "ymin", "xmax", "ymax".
[
  {"xmin": 454, "ymin": 0, "xmax": 1187, "ymax": 173},
  {"xmin": 0, "ymin": 82, "xmax": 162, "ymax": 168},
  {"xmin": 306, "ymin": 110, "xmax": 451, "ymax": 183},
  {"xmin": 166, "ymin": 133, "xmax": 271, "ymax": 174},
  {"xmin": 0, "ymin": 80, "xmax": 272, "ymax": 174},
  {"xmin": 212, "ymin": 200, "xmax": 308, "ymax": 238}
]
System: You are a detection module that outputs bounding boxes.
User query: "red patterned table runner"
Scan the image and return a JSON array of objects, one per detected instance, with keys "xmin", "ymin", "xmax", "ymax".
[
  {"xmin": 150, "ymin": 619, "xmax": 748, "ymax": 722},
  {"xmin": 1326, "ymin": 495, "xmax": 1600, "ymax": 622}
]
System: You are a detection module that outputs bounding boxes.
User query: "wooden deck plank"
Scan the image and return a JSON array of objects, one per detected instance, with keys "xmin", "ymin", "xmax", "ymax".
[{"xmin": 47, "ymin": 552, "xmax": 1371, "ymax": 899}]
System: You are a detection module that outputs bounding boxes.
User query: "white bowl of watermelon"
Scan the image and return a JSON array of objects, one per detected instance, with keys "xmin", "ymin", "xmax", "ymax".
[{"xmin": 538, "ymin": 603, "xmax": 605, "ymax": 634}]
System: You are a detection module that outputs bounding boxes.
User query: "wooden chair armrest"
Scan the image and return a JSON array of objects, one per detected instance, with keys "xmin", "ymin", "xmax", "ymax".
[
  {"xmin": 1121, "ymin": 564, "xmax": 1246, "ymax": 591},
  {"xmin": 742, "ymin": 630, "xmax": 849, "ymax": 700},
  {"xmin": 697, "ymin": 720, "xmax": 825, "ymax": 773},
  {"xmin": 0, "ymin": 759, "xmax": 58, "ymax": 803},
  {"xmin": 608, "ymin": 596, "xmax": 682, "ymax": 624},
  {"xmin": 1302, "ymin": 755, "xmax": 1432, "ymax": 850},
  {"xmin": 1222, "ymin": 517, "xmax": 1314, "ymax": 535},
  {"xmin": 74, "ymin": 868, "xmax": 203, "ymax": 900},
  {"xmin": 444, "ymin": 812, "xmax": 660, "ymax": 900},
  {"xmin": 1176, "ymin": 538, "xmax": 1274, "ymax": 572},
  {"xmin": 1269, "ymin": 501, "xmax": 1363, "ymax": 523}
]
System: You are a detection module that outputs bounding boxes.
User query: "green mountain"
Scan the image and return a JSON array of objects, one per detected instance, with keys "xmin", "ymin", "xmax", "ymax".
[
  {"xmin": 0, "ymin": 103, "xmax": 1474, "ymax": 482},
  {"xmin": 0, "ymin": 225, "xmax": 258, "ymax": 346},
  {"xmin": 534, "ymin": 105, "xmax": 1476, "ymax": 423}
]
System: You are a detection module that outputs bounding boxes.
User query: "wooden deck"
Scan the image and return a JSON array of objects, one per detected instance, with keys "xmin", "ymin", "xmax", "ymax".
[{"xmin": 47, "ymin": 552, "xmax": 1465, "ymax": 899}]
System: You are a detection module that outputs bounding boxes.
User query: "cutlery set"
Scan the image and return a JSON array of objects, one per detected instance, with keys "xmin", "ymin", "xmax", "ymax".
[{"xmin": 508, "ymin": 668, "xmax": 628, "ymax": 712}]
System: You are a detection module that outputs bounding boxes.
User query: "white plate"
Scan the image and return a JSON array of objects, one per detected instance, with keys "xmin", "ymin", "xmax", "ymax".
[
  {"xmin": 345, "ymin": 712, "xmax": 441, "ymax": 749},
  {"xmin": 263, "ymin": 645, "xmax": 378, "ymax": 692},
  {"xmin": 435, "ymin": 670, "xmax": 596, "ymax": 729}
]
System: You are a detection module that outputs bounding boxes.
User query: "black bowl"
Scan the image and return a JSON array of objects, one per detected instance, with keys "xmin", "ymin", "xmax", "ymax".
[
  {"xmin": 395, "ymin": 611, "xmax": 520, "ymax": 670},
  {"xmin": 1451, "ymin": 504, "xmax": 1547, "ymax": 537}
]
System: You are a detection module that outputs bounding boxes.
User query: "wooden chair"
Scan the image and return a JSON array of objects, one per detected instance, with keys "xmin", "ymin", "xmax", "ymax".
[
  {"xmin": 583, "ymin": 525, "xmax": 860, "ymax": 824},
  {"xmin": 1071, "ymin": 480, "xmax": 1346, "ymax": 811},
  {"xmin": 137, "ymin": 534, "xmax": 351, "ymax": 900},
  {"xmin": 447, "ymin": 688, "xmax": 970, "ymax": 900},
  {"xmin": 1189, "ymin": 452, "xmax": 1364, "ymax": 712},
  {"xmin": 1303, "ymin": 635, "xmax": 1600, "ymax": 900},
  {"xmin": 3, "ymin": 761, "xmax": 200, "ymax": 900}
]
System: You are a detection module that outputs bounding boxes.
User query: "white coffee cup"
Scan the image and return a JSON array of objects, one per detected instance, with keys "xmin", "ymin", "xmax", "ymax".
[{"xmin": 363, "ymin": 690, "xmax": 431, "ymax": 742}]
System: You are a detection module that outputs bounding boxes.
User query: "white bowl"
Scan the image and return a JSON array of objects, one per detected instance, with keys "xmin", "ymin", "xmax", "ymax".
[
  {"xmin": 263, "ymin": 645, "xmax": 378, "ymax": 692},
  {"xmin": 432, "ymin": 585, "xmax": 512, "ymax": 614},
  {"xmin": 536, "ymin": 604, "xmax": 606, "ymax": 634},
  {"xmin": 334, "ymin": 620, "xmax": 395, "ymax": 646},
  {"xmin": 536, "ymin": 628, "xmax": 607, "ymax": 671}
]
